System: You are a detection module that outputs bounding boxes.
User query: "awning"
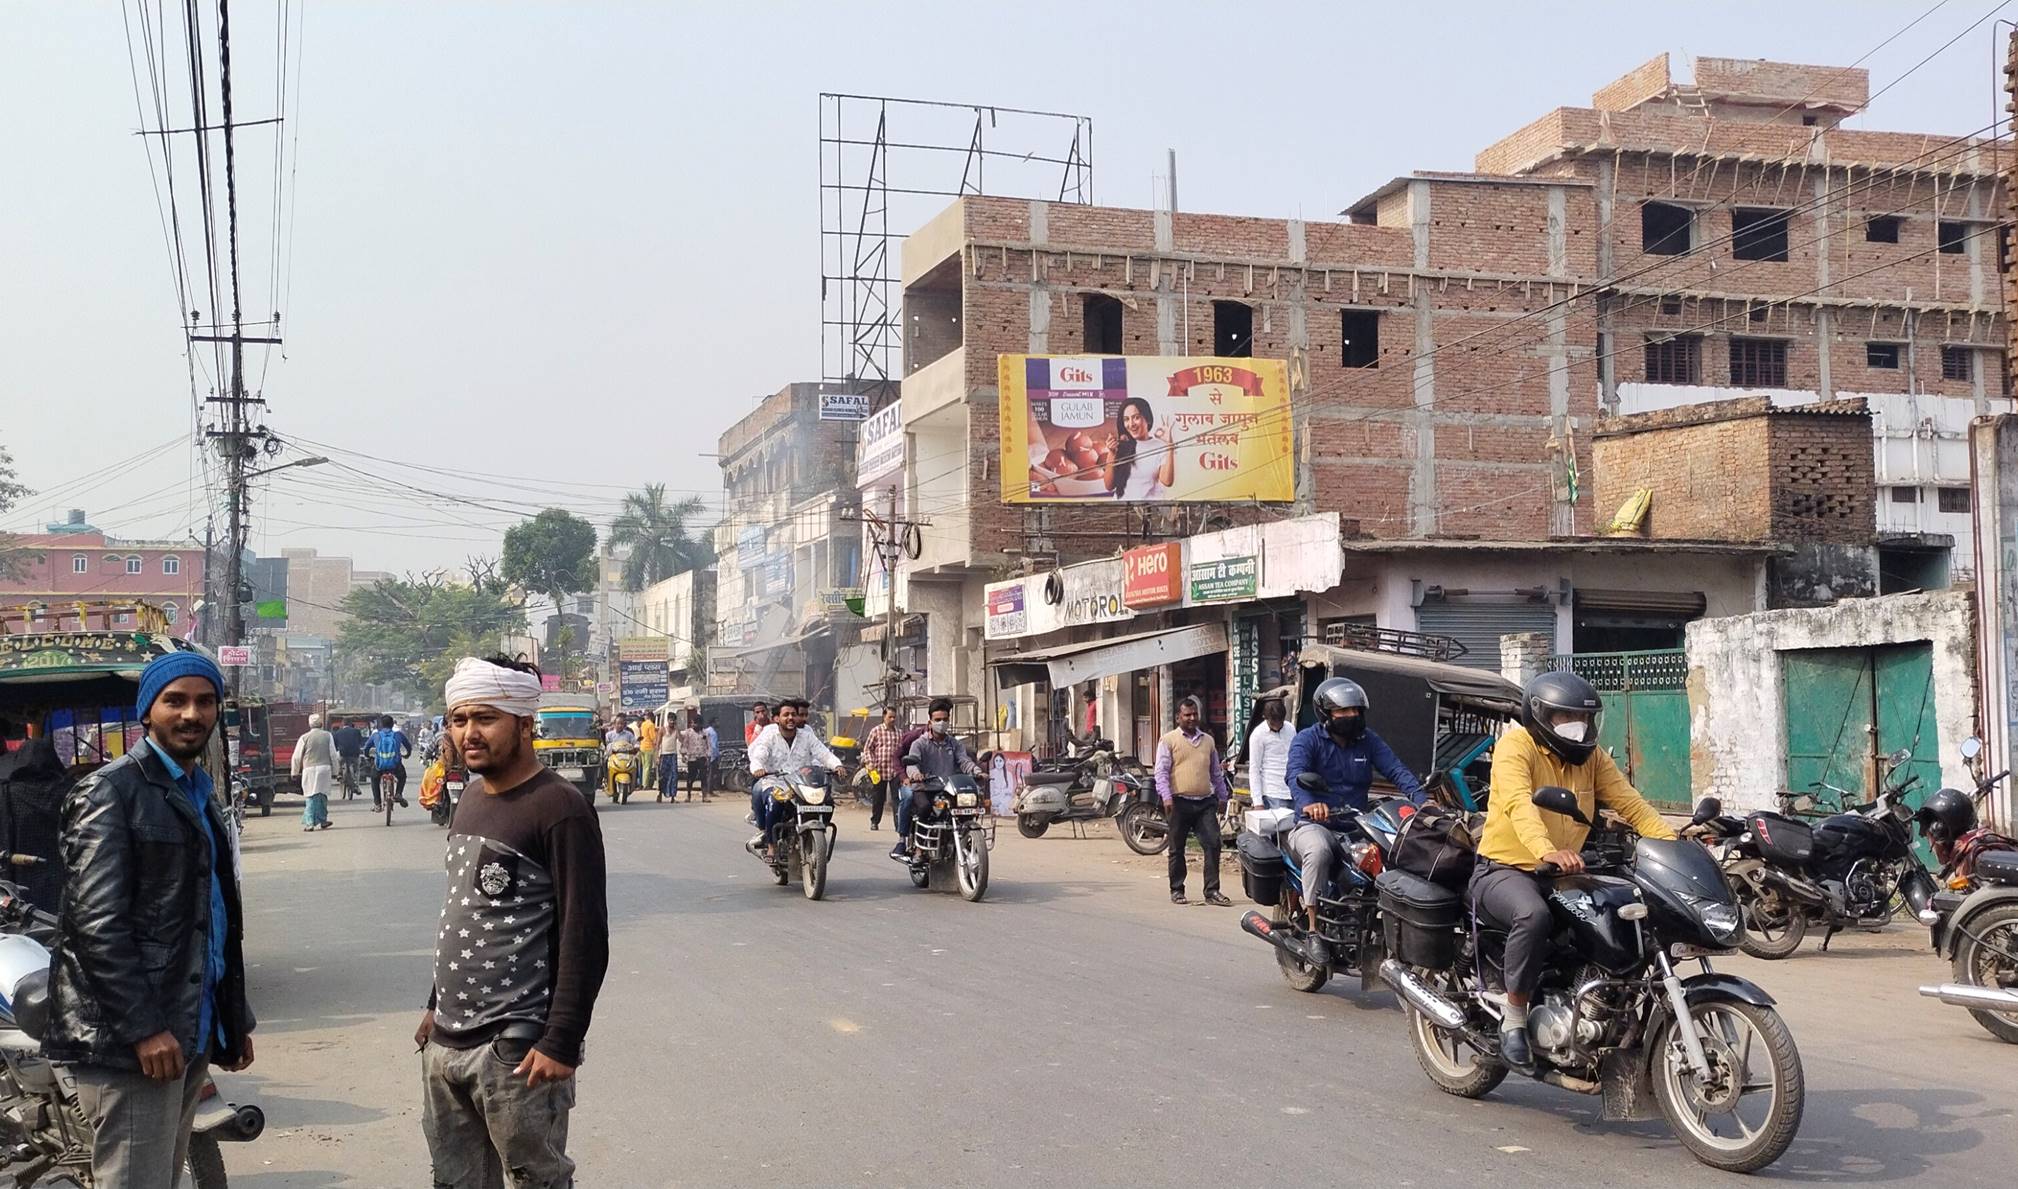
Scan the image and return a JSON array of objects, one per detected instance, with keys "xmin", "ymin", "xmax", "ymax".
[{"xmin": 991, "ymin": 623, "xmax": 1229, "ymax": 689}]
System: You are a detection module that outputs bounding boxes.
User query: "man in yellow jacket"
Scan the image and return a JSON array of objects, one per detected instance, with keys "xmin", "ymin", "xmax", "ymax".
[{"xmin": 1473, "ymin": 670, "xmax": 1676, "ymax": 1070}]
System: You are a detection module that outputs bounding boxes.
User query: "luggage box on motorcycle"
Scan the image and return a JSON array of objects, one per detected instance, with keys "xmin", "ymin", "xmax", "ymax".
[
  {"xmin": 1245, "ymin": 807, "xmax": 1293, "ymax": 837},
  {"xmin": 1237, "ymin": 831, "xmax": 1286, "ymax": 906},
  {"xmin": 1376, "ymin": 869, "xmax": 1461, "ymax": 970},
  {"xmin": 1747, "ymin": 811, "xmax": 1814, "ymax": 866}
]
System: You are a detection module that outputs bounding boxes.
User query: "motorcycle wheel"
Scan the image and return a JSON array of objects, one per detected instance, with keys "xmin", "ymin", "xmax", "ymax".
[
  {"xmin": 1016, "ymin": 814, "xmax": 1050, "ymax": 839},
  {"xmin": 1650, "ymin": 999, "xmax": 1804, "ymax": 1173},
  {"xmin": 1272, "ymin": 905, "xmax": 1330, "ymax": 993},
  {"xmin": 186, "ymin": 1133, "xmax": 229, "ymax": 1188},
  {"xmin": 956, "ymin": 827, "xmax": 989, "ymax": 902},
  {"xmin": 1736, "ymin": 888, "xmax": 1807, "ymax": 960},
  {"xmin": 1117, "ymin": 802, "xmax": 1169, "ymax": 856},
  {"xmin": 1406, "ymin": 972, "xmax": 1504, "ymax": 1098},
  {"xmin": 801, "ymin": 831, "xmax": 829, "ymax": 901},
  {"xmin": 1952, "ymin": 903, "xmax": 2018, "ymax": 1043}
]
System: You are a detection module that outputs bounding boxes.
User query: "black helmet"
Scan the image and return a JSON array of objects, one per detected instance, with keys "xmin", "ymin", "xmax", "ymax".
[
  {"xmin": 1313, "ymin": 678, "xmax": 1369, "ymax": 743},
  {"xmin": 1915, "ymin": 787, "xmax": 1978, "ymax": 851},
  {"xmin": 1522, "ymin": 670, "xmax": 1603, "ymax": 765}
]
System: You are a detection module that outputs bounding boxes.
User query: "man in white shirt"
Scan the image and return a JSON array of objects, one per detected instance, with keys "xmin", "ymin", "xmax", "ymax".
[
  {"xmin": 1247, "ymin": 698, "xmax": 1294, "ymax": 810},
  {"xmin": 745, "ymin": 698, "xmax": 843, "ymax": 856}
]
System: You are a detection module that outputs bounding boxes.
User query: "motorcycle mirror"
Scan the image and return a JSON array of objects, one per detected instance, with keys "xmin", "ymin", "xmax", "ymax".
[
  {"xmin": 1961, "ymin": 735, "xmax": 1983, "ymax": 760},
  {"xmin": 1691, "ymin": 796, "xmax": 1722, "ymax": 825},
  {"xmin": 1888, "ymin": 747, "xmax": 1913, "ymax": 767},
  {"xmin": 1531, "ymin": 786, "xmax": 1589, "ymax": 824},
  {"xmin": 1295, "ymin": 771, "xmax": 1328, "ymax": 793}
]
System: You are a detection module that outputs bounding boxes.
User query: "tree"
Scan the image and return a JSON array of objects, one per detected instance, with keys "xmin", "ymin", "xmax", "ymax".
[
  {"xmin": 336, "ymin": 571, "xmax": 525, "ymax": 706},
  {"xmin": 608, "ymin": 484, "xmax": 711, "ymax": 593},
  {"xmin": 0, "ymin": 441, "xmax": 34, "ymax": 582},
  {"xmin": 501, "ymin": 509, "xmax": 598, "ymax": 608}
]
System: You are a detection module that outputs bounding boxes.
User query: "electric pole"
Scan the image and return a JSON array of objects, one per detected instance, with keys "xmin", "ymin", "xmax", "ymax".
[{"xmin": 843, "ymin": 489, "xmax": 930, "ymax": 711}]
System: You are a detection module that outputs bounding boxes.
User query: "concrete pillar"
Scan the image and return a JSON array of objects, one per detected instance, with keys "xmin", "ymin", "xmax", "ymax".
[{"xmin": 1500, "ymin": 631, "xmax": 1553, "ymax": 690}]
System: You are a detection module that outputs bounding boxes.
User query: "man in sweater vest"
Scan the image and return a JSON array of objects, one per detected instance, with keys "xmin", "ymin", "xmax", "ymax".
[{"xmin": 1154, "ymin": 698, "xmax": 1232, "ymax": 906}]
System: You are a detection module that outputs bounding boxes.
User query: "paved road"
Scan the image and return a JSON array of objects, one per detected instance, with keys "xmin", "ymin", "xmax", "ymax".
[{"xmin": 222, "ymin": 790, "xmax": 2014, "ymax": 1187}]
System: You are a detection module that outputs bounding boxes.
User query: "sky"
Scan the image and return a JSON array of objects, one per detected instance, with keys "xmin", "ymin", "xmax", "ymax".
[{"xmin": 2, "ymin": 0, "xmax": 2009, "ymax": 575}]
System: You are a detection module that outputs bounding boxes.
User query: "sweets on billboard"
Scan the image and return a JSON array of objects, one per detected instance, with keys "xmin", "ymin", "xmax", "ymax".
[{"xmin": 997, "ymin": 355, "xmax": 1292, "ymax": 504}]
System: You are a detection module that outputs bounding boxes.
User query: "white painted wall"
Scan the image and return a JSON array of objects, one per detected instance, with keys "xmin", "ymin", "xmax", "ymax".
[{"xmin": 1685, "ymin": 591, "xmax": 1978, "ymax": 812}]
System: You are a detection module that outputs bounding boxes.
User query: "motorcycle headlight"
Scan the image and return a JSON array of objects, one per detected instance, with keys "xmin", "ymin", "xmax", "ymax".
[
  {"xmin": 802, "ymin": 784, "xmax": 828, "ymax": 806},
  {"xmin": 956, "ymin": 792, "xmax": 979, "ymax": 808},
  {"xmin": 1698, "ymin": 901, "xmax": 1742, "ymax": 942}
]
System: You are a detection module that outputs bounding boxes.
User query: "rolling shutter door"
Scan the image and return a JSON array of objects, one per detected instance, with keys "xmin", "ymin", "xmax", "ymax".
[{"xmin": 1414, "ymin": 601, "xmax": 1558, "ymax": 670}]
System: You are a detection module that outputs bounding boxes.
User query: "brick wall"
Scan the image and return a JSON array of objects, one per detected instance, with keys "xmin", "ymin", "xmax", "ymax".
[
  {"xmin": 1593, "ymin": 54, "xmax": 1671, "ymax": 112},
  {"xmin": 1695, "ymin": 57, "xmax": 1868, "ymax": 110},
  {"xmin": 1766, "ymin": 404, "xmax": 1875, "ymax": 543}
]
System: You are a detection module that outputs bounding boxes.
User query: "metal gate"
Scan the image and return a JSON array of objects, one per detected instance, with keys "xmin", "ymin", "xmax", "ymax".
[
  {"xmin": 1549, "ymin": 649, "xmax": 1691, "ymax": 811},
  {"xmin": 1782, "ymin": 644, "xmax": 1938, "ymax": 844}
]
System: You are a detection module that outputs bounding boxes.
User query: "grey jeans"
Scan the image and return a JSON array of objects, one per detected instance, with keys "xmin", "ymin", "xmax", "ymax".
[
  {"xmin": 420, "ymin": 1039, "xmax": 576, "ymax": 1189},
  {"xmin": 71, "ymin": 1058, "xmax": 209, "ymax": 1189},
  {"xmin": 1287, "ymin": 822, "xmax": 1346, "ymax": 901}
]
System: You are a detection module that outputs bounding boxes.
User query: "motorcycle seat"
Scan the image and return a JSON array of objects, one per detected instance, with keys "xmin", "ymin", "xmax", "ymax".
[
  {"xmin": 1978, "ymin": 848, "xmax": 2018, "ymax": 885},
  {"xmin": 1021, "ymin": 770, "xmax": 1079, "ymax": 788}
]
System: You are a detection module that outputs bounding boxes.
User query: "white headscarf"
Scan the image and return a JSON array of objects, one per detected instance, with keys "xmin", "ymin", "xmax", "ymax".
[{"xmin": 444, "ymin": 657, "xmax": 543, "ymax": 717}]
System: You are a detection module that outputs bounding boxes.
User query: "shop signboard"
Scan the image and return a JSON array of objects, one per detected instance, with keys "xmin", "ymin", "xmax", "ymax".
[
  {"xmin": 736, "ymin": 527, "xmax": 766, "ymax": 569},
  {"xmin": 1122, "ymin": 542, "xmax": 1183, "ymax": 608},
  {"xmin": 1189, "ymin": 555, "xmax": 1259, "ymax": 603},
  {"xmin": 998, "ymin": 355, "xmax": 1293, "ymax": 504},
  {"xmin": 217, "ymin": 644, "xmax": 254, "ymax": 667},
  {"xmin": 818, "ymin": 390, "xmax": 871, "ymax": 422},
  {"xmin": 1062, "ymin": 558, "xmax": 1130, "ymax": 626},
  {"xmin": 856, "ymin": 399, "xmax": 905, "ymax": 488},
  {"xmin": 986, "ymin": 583, "xmax": 1027, "ymax": 637},
  {"xmin": 616, "ymin": 637, "xmax": 671, "ymax": 712},
  {"xmin": 540, "ymin": 674, "xmax": 563, "ymax": 692}
]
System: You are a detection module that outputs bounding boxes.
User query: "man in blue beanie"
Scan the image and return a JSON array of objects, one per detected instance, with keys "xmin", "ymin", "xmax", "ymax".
[{"xmin": 45, "ymin": 647, "xmax": 257, "ymax": 1187}]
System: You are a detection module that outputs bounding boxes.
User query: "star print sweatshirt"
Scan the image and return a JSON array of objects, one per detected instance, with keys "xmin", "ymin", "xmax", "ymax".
[{"xmin": 427, "ymin": 767, "xmax": 609, "ymax": 1065}]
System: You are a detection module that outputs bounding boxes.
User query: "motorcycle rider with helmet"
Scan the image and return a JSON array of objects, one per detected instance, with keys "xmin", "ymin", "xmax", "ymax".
[
  {"xmin": 1473, "ymin": 670, "xmax": 1677, "ymax": 1070},
  {"xmin": 1282, "ymin": 677, "xmax": 1426, "ymax": 966}
]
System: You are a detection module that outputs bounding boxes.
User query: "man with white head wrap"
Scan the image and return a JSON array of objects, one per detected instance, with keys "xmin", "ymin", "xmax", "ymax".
[
  {"xmin": 416, "ymin": 657, "xmax": 608, "ymax": 1188},
  {"xmin": 291, "ymin": 712, "xmax": 336, "ymax": 831}
]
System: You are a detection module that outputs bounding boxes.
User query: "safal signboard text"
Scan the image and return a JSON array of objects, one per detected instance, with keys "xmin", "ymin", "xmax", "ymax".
[
  {"xmin": 818, "ymin": 391, "xmax": 871, "ymax": 422},
  {"xmin": 998, "ymin": 355, "xmax": 1293, "ymax": 504},
  {"xmin": 1189, "ymin": 555, "xmax": 1259, "ymax": 602},
  {"xmin": 856, "ymin": 399, "xmax": 905, "ymax": 488}
]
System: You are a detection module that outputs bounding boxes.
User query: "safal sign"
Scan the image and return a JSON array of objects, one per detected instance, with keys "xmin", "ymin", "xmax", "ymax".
[
  {"xmin": 998, "ymin": 355, "xmax": 1293, "ymax": 504},
  {"xmin": 856, "ymin": 399, "xmax": 905, "ymax": 488},
  {"xmin": 1189, "ymin": 555, "xmax": 1259, "ymax": 602},
  {"xmin": 818, "ymin": 390, "xmax": 870, "ymax": 422}
]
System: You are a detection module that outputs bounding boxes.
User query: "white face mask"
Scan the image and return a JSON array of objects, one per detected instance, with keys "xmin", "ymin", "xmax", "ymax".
[{"xmin": 1554, "ymin": 720, "xmax": 1590, "ymax": 744}]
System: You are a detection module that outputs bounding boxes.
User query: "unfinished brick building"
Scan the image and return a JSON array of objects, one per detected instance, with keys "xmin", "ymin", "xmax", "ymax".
[{"xmin": 874, "ymin": 52, "xmax": 2003, "ymax": 703}]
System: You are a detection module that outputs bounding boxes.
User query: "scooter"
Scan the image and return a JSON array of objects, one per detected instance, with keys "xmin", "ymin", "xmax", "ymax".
[
  {"xmin": 1013, "ymin": 742, "xmax": 1135, "ymax": 839},
  {"xmin": 605, "ymin": 746, "xmax": 639, "ymax": 805}
]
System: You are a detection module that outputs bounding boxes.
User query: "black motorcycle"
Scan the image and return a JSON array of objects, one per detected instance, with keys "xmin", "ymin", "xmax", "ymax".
[
  {"xmin": 1382, "ymin": 789, "xmax": 1804, "ymax": 1173},
  {"xmin": 896, "ymin": 775, "xmax": 993, "ymax": 901},
  {"xmin": 1697, "ymin": 748, "xmax": 1938, "ymax": 958},
  {"xmin": 1235, "ymin": 774, "xmax": 1411, "ymax": 995}
]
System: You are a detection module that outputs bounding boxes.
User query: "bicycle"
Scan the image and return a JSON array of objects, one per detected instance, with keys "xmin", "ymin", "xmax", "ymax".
[
  {"xmin": 378, "ymin": 769, "xmax": 399, "ymax": 826},
  {"xmin": 338, "ymin": 757, "xmax": 361, "ymax": 801}
]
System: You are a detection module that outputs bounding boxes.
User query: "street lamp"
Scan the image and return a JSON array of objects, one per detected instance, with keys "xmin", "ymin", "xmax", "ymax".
[{"xmin": 243, "ymin": 455, "xmax": 329, "ymax": 481}]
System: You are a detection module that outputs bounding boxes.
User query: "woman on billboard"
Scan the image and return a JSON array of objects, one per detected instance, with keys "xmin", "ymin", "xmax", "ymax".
[{"xmin": 1101, "ymin": 397, "xmax": 1175, "ymax": 500}]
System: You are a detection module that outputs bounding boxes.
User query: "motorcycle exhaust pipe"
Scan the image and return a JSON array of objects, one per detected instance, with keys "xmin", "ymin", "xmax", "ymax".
[
  {"xmin": 1919, "ymin": 982, "xmax": 2018, "ymax": 1012},
  {"xmin": 1239, "ymin": 910, "xmax": 1306, "ymax": 961},
  {"xmin": 1377, "ymin": 959, "xmax": 1468, "ymax": 1031}
]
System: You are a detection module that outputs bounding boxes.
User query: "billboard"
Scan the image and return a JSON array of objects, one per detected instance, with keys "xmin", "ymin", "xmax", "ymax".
[
  {"xmin": 856, "ymin": 399, "xmax": 905, "ymax": 488},
  {"xmin": 818, "ymin": 390, "xmax": 871, "ymax": 422},
  {"xmin": 1121, "ymin": 543, "xmax": 1183, "ymax": 608},
  {"xmin": 616, "ymin": 637, "xmax": 671, "ymax": 712},
  {"xmin": 998, "ymin": 355, "xmax": 1293, "ymax": 504}
]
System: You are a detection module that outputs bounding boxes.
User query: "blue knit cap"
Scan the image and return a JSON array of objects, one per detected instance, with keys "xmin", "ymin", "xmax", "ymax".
[{"xmin": 136, "ymin": 650, "xmax": 226, "ymax": 720}]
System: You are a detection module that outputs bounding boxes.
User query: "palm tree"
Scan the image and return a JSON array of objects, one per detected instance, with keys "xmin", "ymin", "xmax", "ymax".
[{"xmin": 609, "ymin": 484, "xmax": 710, "ymax": 592}]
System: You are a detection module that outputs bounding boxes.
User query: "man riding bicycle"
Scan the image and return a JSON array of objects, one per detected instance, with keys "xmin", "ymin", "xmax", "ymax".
[
  {"xmin": 367, "ymin": 714, "xmax": 413, "ymax": 810},
  {"xmin": 332, "ymin": 716, "xmax": 367, "ymax": 797}
]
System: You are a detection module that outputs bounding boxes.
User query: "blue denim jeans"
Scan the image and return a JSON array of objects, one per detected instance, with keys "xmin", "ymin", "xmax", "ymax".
[{"xmin": 893, "ymin": 784, "xmax": 915, "ymax": 838}]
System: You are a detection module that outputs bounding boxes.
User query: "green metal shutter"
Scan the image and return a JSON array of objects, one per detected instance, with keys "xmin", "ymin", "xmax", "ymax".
[{"xmin": 1414, "ymin": 602, "xmax": 1558, "ymax": 670}]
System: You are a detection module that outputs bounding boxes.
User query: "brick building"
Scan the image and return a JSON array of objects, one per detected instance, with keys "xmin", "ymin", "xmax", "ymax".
[{"xmin": 0, "ymin": 510, "xmax": 206, "ymax": 637}]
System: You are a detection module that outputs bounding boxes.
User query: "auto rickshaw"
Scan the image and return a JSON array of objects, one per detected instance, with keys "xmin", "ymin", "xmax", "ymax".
[
  {"xmin": 534, "ymin": 695, "xmax": 604, "ymax": 802},
  {"xmin": 1241, "ymin": 641, "xmax": 1523, "ymax": 812}
]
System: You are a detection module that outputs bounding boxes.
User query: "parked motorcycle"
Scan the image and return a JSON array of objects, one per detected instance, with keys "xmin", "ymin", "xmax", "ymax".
[
  {"xmin": 1235, "ymin": 773, "xmax": 1411, "ymax": 994},
  {"xmin": 1382, "ymin": 790, "xmax": 1803, "ymax": 1173},
  {"xmin": 1014, "ymin": 743, "xmax": 1134, "ymax": 840},
  {"xmin": 428, "ymin": 763, "xmax": 466, "ymax": 828},
  {"xmin": 746, "ymin": 768, "xmax": 838, "ymax": 900},
  {"xmin": 1915, "ymin": 735, "xmax": 2018, "ymax": 1042},
  {"xmin": 897, "ymin": 775, "xmax": 993, "ymax": 901},
  {"xmin": 604, "ymin": 745, "xmax": 639, "ymax": 805},
  {"xmin": 1697, "ymin": 747, "xmax": 1937, "ymax": 958},
  {"xmin": 0, "ymin": 881, "xmax": 263, "ymax": 1186}
]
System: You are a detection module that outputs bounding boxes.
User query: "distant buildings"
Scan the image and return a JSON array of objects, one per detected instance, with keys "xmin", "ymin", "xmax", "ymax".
[{"xmin": 0, "ymin": 509, "xmax": 206, "ymax": 637}]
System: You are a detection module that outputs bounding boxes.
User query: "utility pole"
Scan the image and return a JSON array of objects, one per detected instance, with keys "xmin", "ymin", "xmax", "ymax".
[{"xmin": 843, "ymin": 487, "xmax": 930, "ymax": 711}]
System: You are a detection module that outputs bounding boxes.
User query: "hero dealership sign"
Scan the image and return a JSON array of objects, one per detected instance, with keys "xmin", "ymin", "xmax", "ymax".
[{"xmin": 1121, "ymin": 543, "xmax": 1183, "ymax": 608}]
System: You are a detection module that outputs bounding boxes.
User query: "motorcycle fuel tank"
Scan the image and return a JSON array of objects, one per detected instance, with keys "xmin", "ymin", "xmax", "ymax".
[
  {"xmin": 1812, "ymin": 812, "xmax": 1891, "ymax": 862},
  {"xmin": 1546, "ymin": 874, "xmax": 1643, "ymax": 973}
]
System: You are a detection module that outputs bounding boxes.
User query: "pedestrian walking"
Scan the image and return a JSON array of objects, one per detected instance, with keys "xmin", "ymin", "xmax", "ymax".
[
  {"xmin": 418, "ymin": 656, "xmax": 609, "ymax": 1189},
  {"xmin": 46, "ymin": 649, "xmax": 256, "ymax": 1187},
  {"xmin": 292, "ymin": 712, "xmax": 337, "ymax": 831},
  {"xmin": 636, "ymin": 713, "xmax": 660, "ymax": 791},
  {"xmin": 672, "ymin": 716, "xmax": 709, "ymax": 803},
  {"xmin": 862, "ymin": 706, "xmax": 902, "ymax": 831},
  {"xmin": 702, "ymin": 717, "xmax": 720, "ymax": 795},
  {"xmin": 1155, "ymin": 698, "xmax": 1232, "ymax": 906}
]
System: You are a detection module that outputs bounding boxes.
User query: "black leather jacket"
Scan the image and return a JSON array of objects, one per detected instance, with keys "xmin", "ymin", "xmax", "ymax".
[{"xmin": 44, "ymin": 744, "xmax": 255, "ymax": 1070}]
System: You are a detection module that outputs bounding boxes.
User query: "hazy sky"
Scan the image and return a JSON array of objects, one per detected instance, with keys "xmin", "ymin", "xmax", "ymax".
[{"xmin": 2, "ymin": 1, "xmax": 2005, "ymax": 574}]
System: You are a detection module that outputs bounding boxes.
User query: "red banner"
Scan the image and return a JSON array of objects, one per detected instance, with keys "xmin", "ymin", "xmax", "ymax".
[
  {"xmin": 1166, "ymin": 364, "xmax": 1265, "ymax": 397},
  {"xmin": 1122, "ymin": 542, "xmax": 1183, "ymax": 608}
]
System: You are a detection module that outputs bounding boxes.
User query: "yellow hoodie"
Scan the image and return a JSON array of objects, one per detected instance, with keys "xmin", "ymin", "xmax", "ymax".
[{"xmin": 1476, "ymin": 725, "xmax": 1675, "ymax": 869}]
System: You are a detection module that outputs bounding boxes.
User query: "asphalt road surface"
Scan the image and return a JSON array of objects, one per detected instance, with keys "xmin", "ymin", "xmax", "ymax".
[{"xmin": 221, "ymin": 790, "xmax": 2015, "ymax": 1187}]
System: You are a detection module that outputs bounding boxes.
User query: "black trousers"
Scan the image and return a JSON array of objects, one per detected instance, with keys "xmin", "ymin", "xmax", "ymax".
[
  {"xmin": 1167, "ymin": 795, "xmax": 1221, "ymax": 895},
  {"xmin": 682, "ymin": 758, "xmax": 707, "ymax": 795},
  {"xmin": 1468, "ymin": 860, "xmax": 1552, "ymax": 999},
  {"xmin": 868, "ymin": 777, "xmax": 891, "ymax": 827}
]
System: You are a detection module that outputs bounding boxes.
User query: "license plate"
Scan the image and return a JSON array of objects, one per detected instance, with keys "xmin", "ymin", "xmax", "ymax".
[
  {"xmin": 559, "ymin": 767, "xmax": 585, "ymax": 780},
  {"xmin": 446, "ymin": 782, "xmax": 464, "ymax": 794}
]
